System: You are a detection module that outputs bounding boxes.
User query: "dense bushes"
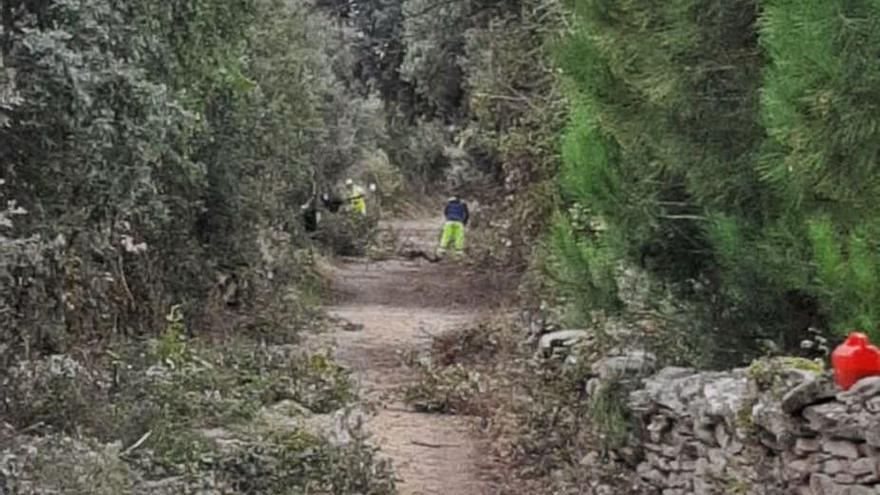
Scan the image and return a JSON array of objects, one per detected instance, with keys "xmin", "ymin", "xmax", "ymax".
[
  {"xmin": 552, "ymin": 0, "xmax": 880, "ymax": 366},
  {"xmin": 0, "ymin": 335, "xmax": 396, "ymax": 494},
  {"xmin": 0, "ymin": 0, "xmax": 380, "ymax": 356}
]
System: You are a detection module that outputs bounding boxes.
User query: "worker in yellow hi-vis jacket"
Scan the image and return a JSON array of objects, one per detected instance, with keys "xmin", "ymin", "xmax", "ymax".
[{"xmin": 344, "ymin": 178, "xmax": 366, "ymax": 216}]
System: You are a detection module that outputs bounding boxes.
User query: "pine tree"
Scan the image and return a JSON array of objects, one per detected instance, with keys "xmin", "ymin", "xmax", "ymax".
[
  {"xmin": 557, "ymin": 0, "xmax": 880, "ymax": 362},
  {"xmin": 760, "ymin": 0, "xmax": 880, "ymax": 336}
]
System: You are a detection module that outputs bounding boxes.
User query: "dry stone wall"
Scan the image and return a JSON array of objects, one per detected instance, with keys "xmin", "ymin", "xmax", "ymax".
[{"xmin": 609, "ymin": 356, "xmax": 880, "ymax": 494}]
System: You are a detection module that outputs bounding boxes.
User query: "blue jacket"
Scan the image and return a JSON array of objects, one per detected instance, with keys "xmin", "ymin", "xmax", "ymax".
[{"xmin": 444, "ymin": 200, "xmax": 469, "ymax": 225}]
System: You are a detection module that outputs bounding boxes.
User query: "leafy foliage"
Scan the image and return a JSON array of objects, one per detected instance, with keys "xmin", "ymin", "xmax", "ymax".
[
  {"xmin": 0, "ymin": 335, "xmax": 394, "ymax": 493},
  {"xmin": 1, "ymin": 3, "xmax": 399, "ymax": 488},
  {"xmin": 0, "ymin": 0, "xmax": 381, "ymax": 356}
]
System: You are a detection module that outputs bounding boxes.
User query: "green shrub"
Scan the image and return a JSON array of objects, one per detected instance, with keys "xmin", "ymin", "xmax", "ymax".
[
  {"xmin": 216, "ymin": 427, "xmax": 396, "ymax": 495},
  {"xmin": 154, "ymin": 305, "xmax": 189, "ymax": 367},
  {"xmin": 588, "ymin": 381, "xmax": 635, "ymax": 455},
  {"xmin": 806, "ymin": 216, "xmax": 880, "ymax": 336},
  {"xmin": 0, "ymin": 435, "xmax": 139, "ymax": 495},
  {"xmin": 0, "ymin": 355, "xmax": 110, "ymax": 435},
  {"xmin": 0, "ymin": 0, "xmax": 388, "ymax": 363},
  {"xmin": 0, "ymin": 336, "xmax": 387, "ymax": 492},
  {"xmin": 546, "ymin": 214, "xmax": 622, "ymax": 328},
  {"xmin": 315, "ymin": 213, "xmax": 379, "ymax": 257}
]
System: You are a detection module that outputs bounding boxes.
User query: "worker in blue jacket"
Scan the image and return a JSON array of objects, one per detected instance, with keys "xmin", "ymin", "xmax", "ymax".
[{"xmin": 438, "ymin": 195, "xmax": 469, "ymax": 258}]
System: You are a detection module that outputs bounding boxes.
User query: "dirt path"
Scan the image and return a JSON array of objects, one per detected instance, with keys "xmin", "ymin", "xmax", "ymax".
[{"xmin": 318, "ymin": 217, "xmax": 504, "ymax": 495}]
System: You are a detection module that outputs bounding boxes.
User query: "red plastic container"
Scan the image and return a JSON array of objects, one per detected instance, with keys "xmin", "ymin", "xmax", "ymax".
[{"xmin": 831, "ymin": 332, "xmax": 880, "ymax": 390}]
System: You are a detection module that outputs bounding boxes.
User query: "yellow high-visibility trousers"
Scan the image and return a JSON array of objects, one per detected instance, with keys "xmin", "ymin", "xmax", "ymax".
[{"xmin": 439, "ymin": 221, "xmax": 465, "ymax": 255}]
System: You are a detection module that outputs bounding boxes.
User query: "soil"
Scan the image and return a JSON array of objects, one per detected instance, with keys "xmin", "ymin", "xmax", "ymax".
[{"xmin": 317, "ymin": 217, "xmax": 511, "ymax": 495}]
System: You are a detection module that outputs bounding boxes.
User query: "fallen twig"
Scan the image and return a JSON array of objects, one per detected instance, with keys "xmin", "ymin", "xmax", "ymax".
[
  {"xmin": 411, "ymin": 440, "xmax": 461, "ymax": 449},
  {"xmin": 121, "ymin": 430, "xmax": 152, "ymax": 457},
  {"xmin": 21, "ymin": 421, "xmax": 45, "ymax": 433}
]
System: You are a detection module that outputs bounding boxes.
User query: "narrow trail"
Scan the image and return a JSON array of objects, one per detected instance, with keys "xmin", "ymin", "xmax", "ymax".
[{"xmin": 317, "ymin": 217, "xmax": 505, "ymax": 495}]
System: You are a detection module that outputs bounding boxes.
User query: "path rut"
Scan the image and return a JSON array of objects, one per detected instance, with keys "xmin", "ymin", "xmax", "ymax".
[{"xmin": 318, "ymin": 217, "xmax": 500, "ymax": 495}]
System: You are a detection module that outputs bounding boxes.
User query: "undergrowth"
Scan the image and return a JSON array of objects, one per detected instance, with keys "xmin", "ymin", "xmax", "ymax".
[
  {"xmin": 403, "ymin": 315, "xmax": 644, "ymax": 495},
  {"xmin": 314, "ymin": 212, "xmax": 380, "ymax": 257},
  {"xmin": 0, "ymin": 316, "xmax": 396, "ymax": 494}
]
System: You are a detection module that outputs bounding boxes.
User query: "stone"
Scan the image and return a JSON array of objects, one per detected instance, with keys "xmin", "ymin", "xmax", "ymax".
[
  {"xmin": 823, "ymin": 440, "xmax": 860, "ymax": 459},
  {"xmin": 838, "ymin": 376, "xmax": 880, "ymax": 405},
  {"xmin": 647, "ymin": 452, "xmax": 673, "ymax": 471},
  {"xmin": 809, "ymin": 473, "xmax": 848, "ymax": 495},
  {"xmin": 866, "ymin": 396, "xmax": 880, "ymax": 414},
  {"xmin": 849, "ymin": 457, "xmax": 875, "ymax": 476},
  {"xmin": 707, "ymin": 449, "xmax": 728, "ymax": 474},
  {"xmin": 680, "ymin": 439, "xmax": 700, "ymax": 458},
  {"xmin": 822, "ymin": 459, "xmax": 847, "ymax": 475},
  {"xmin": 715, "ymin": 423, "xmax": 731, "ymax": 449},
  {"xmin": 695, "ymin": 458, "xmax": 710, "ymax": 477},
  {"xmin": 858, "ymin": 472, "xmax": 879, "ymax": 485},
  {"xmin": 645, "ymin": 442, "xmax": 664, "ymax": 453},
  {"xmin": 671, "ymin": 429, "xmax": 694, "ymax": 446},
  {"xmin": 654, "ymin": 366, "xmax": 700, "ymax": 382},
  {"xmin": 833, "ymin": 472, "xmax": 855, "ymax": 484},
  {"xmin": 585, "ymin": 378, "xmax": 601, "ymax": 397},
  {"xmin": 727, "ymin": 438, "xmax": 744, "ymax": 455},
  {"xmin": 666, "ymin": 472, "xmax": 689, "ymax": 488},
  {"xmin": 858, "ymin": 457, "xmax": 880, "ymax": 484},
  {"xmin": 694, "ymin": 422, "xmax": 717, "ymax": 446},
  {"xmin": 782, "ymin": 374, "xmax": 838, "ymax": 414},
  {"xmin": 633, "ymin": 368, "xmax": 704, "ymax": 416},
  {"xmin": 692, "ymin": 477, "xmax": 711, "ymax": 494},
  {"xmin": 804, "ymin": 403, "xmax": 863, "ymax": 440},
  {"xmin": 834, "ymin": 473, "xmax": 856, "ymax": 484},
  {"xmin": 662, "ymin": 445, "xmax": 681, "ymax": 458},
  {"xmin": 591, "ymin": 351, "xmax": 657, "ymax": 381},
  {"xmin": 538, "ymin": 330, "xmax": 589, "ymax": 352},
  {"xmin": 595, "ymin": 485, "xmax": 615, "ymax": 495},
  {"xmin": 795, "ymin": 437, "xmax": 821, "ymax": 455},
  {"xmin": 579, "ymin": 452, "xmax": 599, "ymax": 467},
  {"xmin": 847, "ymin": 487, "xmax": 875, "ymax": 495},
  {"xmin": 647, "ymin": 416, "xmax": 672, "ymax": 443},
  {"xmin": 866, "ymin": 423, "xmax": 880, "ymax": 447},
  {"xmin": 752, "ymin": 399, "xmax": 798, "ymax": 450},
  {"xmin": 637, "ymin": 462, "xmax": 666, "ymax": 487},
  {"xmin": 703, "ymin": 375, "xmax": 750, "ymax": 418},
  {"xmin": 787, "ymin": 459, "xmax": 811, "ymax": 474}
]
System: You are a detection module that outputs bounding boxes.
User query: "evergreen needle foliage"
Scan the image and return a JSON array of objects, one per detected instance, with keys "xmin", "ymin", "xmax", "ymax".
[{"xmin": 555, "ymin": 0, "xmax": 880, "ymax": 365}]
